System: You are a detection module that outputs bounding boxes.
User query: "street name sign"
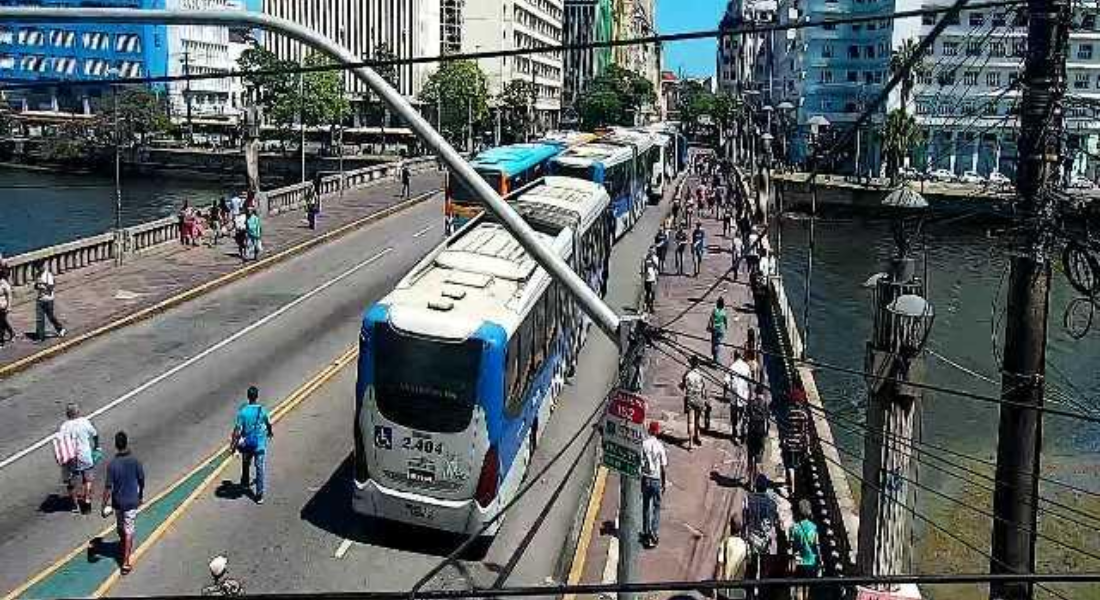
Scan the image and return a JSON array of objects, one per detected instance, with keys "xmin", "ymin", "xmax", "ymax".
[{"xmin": 601, "ymin": 388, "xmax": 647, "ymax": 477}]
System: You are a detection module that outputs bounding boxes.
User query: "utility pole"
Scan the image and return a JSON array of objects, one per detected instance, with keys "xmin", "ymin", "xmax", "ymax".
[
  {"xmin": 298, "ymin": 70, "xmax": 305, "ymax": 183},
  {"xmin": 857, "ymin": 189, "xmax": 932, "ymax": 588},
  {"xmin": 183, "ymin": 50, "xmax": 193, "ymax": 145},
  {"xmin": 615, "ymin": 317, "xmax": 646, "ymax": 600},
  {"xmin": 112, "ymin": 71, "xmax": 123, "ymax": 264},
  {"xmin": 467, "ymin": 95, "xmax": 472, "ymax": 154},
  {"xmin": 989, "ymin": 0, "xmax": 1070, "ymax": 598}
]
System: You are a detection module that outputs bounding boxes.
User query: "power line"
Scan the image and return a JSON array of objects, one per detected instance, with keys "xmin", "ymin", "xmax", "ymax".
[
  {"xmin": 0, "ymin": 0, "xmax": 1025, "ymax": 92},
  {"xmin": 652, "ymin": 326, "xmax": 1100, "ymax": 425}
]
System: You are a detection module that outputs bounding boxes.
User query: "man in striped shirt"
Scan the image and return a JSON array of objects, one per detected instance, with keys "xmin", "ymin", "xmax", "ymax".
[{"xmin": 782, "ymin": 385, "xmax": 811, "ymax": 499}]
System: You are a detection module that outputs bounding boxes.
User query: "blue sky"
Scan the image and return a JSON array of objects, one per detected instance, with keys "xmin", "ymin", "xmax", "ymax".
[{"xmin": 657, "ymin": 0, "xmax": 727, "ymax": 77}]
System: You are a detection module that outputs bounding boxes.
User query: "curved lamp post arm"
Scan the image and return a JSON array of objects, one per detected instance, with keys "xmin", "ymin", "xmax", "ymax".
[{"xmin": 0, "ymin": 7, "xmax": 622, "ymax": 342}]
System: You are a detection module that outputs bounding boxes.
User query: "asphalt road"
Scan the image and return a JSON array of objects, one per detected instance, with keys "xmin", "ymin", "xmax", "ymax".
[{"xmin": 0, "ymin": 170, "xmax": 676, "ymax": 598}]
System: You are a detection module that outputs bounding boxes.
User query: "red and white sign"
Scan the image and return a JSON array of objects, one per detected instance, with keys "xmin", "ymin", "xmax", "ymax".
[
  {"xmin": 607, "ymin": 389, "xmax": 647, "ymax": 424},
  {"xmin": 601, "ymin": 389, "xmax": 648, "ymax": 477}
]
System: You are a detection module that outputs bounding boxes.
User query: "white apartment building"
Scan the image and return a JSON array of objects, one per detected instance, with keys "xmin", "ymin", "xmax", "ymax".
[
  {"xmin": 262, "ymin": 0, "xmax": 440, "ymax": 100},
  {"xmin": 165, "ymin": 0, "xmax": 252, "ymax": 121},
  {"xmin": 464, "ymin": 0, "xmax": 565, "ymax": 126},
  {"xmin": 909, "ymin": 1, "xmax": 1100, "ymax": 181}
]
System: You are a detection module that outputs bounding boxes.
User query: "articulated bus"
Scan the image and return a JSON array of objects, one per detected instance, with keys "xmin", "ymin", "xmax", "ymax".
[
  {"xmin": 353, "ymin": 177, "xmax": 612, "ymax": 537},
  {"xmin": 549, "ymin": 131, "xmax": 658, "ymax": 239},
  {"xmin": 445, "ymin": 142, "xmax": 565, "ymax": 232}
]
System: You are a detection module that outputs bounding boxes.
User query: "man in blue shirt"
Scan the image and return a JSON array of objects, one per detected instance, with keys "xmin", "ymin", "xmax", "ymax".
[
  {"xmin": 231, "ymin": 386, "xmax": 273, "ymax": 504},
  {"xmin": 101, "ymin": 431, "xmax": 144, "ymax": 575}
]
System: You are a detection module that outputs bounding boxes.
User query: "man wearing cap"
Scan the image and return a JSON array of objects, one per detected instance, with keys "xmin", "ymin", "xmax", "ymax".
[{"xmin": 640, "ymin": 420, "xmax": 668, "ymax": 549}]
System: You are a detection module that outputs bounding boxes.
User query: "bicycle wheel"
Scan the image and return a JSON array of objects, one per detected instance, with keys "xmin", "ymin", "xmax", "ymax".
[
  {"xmin": 1063, "ymin": 242, "xmax": 1100, "ymax": 296},
  {"xmin": 1063, "ymin": 296, "xmax": 1095, "ymax": 340}
]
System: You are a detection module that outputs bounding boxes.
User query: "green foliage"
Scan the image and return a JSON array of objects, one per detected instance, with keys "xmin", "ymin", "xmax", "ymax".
[
  {"xmin": 577, "ymin": 64, "xmax": 656, "ymax": 130},
  {"xmin": 362, "ymin": 42, "xmax": 399, "ymax": 126},
  {"xmin": 891, "ymin": 39, "xmax": 929, "ymax": 110},
  {"xmin": 883, "ymin": 108, "xmax": 920, "ymax": 182},
  {"xmin": 92, "ymin": 86, "xmax": 171, "ymax": 147},
  {"xmin": 498, "ymin": 80, "xmax": 534, "ymax": 143},
  {"xmin": 676, "ymin": 80, "xmax": 718, "ymax": 135},
  {"xmin": 419, "ymin": 61, "xmax": 489, "ymax": 146},
  {"xmin": 238, "ymin": 43, "xmax": 349, "ymax": 141}
]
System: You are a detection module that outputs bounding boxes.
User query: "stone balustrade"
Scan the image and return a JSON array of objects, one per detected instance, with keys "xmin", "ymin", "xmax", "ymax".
[{"xmin": 5, "ymin": 156, "xmax": 438, "ymax": 288}]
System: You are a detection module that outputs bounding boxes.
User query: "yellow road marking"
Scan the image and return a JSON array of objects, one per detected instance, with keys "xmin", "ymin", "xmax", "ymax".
[
  {"xmin": 0, "ymin": 190, "xmax": 437, "ymax": 381},
  {"xmin": 2, "ymin": 346, "xmax": 358, "ymax": 600},
  {"xmin": 563, "ymin": 465, "xmax": 608, "ymax": 600}
]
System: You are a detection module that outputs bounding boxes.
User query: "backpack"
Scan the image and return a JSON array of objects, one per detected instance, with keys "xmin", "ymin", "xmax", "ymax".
[
  {"xmin": 748, "ymin": 397, "xmax": 769, "ymax": 437},
  {"xmin": 745, "ymin": 494, "xmax": 775, "ymax": 553}
]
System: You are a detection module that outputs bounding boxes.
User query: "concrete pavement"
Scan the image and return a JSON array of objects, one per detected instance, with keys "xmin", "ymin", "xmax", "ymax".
[{"xmin": 0, "ymin": 171, "xmax": 442, "ymax": 375}]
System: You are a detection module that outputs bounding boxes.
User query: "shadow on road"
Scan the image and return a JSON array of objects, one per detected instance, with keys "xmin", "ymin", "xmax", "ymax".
[{"xmin": 300, "ymin": 454, "xmax": 489, "ymax": 560}]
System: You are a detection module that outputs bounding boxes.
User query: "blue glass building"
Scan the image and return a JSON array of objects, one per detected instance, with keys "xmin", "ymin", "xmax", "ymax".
[{"xmin": 0, "ymin": 0, "xmax": 169, "ymax": 109}]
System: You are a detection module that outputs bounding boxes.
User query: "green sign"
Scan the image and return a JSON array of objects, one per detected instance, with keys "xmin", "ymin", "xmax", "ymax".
[{"xmin": 602, "ymin": 439, "xmax": 641, "ymax": 478}]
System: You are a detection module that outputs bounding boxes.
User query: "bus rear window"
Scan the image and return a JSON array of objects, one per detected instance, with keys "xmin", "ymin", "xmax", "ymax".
[
  {"xmin": 373, "ymin": 325, "xmax": 482, "ymax": 434},
  {"xmin": 449, "ymin": 169, "xmax": 501, "ymax": 206},
  {"xmin": 553, "ymin": 164, "xmax": 592, "ymax": 180}
]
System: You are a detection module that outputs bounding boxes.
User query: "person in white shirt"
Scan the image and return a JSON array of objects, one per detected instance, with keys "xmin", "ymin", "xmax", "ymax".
[
  {"xmin": 725, "ymin": 350, "xmax": 754, "ymax": 444},
  {"xmin": 642, "ymin": 249, "xmax": 659, "ymax": 313},
  {"xmin": 34, "ymin": 262, "xmax": 65, "ymax": 341},
  {"xmin": 58, "ymin": 402, "xmax": 98, "ymax": 513},
  {"xmin": 640, "ymin": 420, "xmax": 668, "ymax": 548},
  {"xmin": 680, "ymin": 356, "xmax": 706, "ymax": 448},
  {"xmin": 0, "ymin": 267, "xmax": 14, "ymax": 346}
]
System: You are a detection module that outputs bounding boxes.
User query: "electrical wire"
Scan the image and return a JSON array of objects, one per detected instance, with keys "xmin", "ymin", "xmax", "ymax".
[{"xmin": 0, "ymin": 0, "xmax": 1026, "ymax": 92}]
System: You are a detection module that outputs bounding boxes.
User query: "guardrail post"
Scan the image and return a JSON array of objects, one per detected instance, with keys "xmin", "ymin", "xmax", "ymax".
[{"xmin": 113, "ymin": 230, "xmax": 126, "ymax": 266}]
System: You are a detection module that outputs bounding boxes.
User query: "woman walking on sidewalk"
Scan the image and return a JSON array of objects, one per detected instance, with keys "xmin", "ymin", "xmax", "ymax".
[
  {"xmin": 0, "ymin": 267, "xmax": 14, "ymax": 347},
  {"xmin": 675, "ymin": 225, "xmax": 689, "ymax": 275}
]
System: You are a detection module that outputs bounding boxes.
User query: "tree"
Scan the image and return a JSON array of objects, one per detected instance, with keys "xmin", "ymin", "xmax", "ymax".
[
  {"xmin": 92, "ymin": 86, "xmax": 171, "ymax": 148},
  {"xmin": 890, "ymin": 39, "xmax": 929, "ymax": 114},
  {"xmin": 363, "ymin": 42, "xmax": 399, "ymax": 126},
  {"xmin": 498, "ymin": 80, "xmax": 534, "ymax": 143},
  {"xmin": 419, "ymin": 61, "xmax": 489, "ymax": 147},
  {"xmin": 676, "ymin": 80, "xmax": 717, "ymax": 135},
  {"xmin": 576, "ymin": 64, "xmax": 656, "ymax": 130},
  {"xmin": 883, "ymin": 108, "xmax": 919, "ymax": 183},
  {"xmin": 300, "ymin": 52, "xmax": 350, "ymax": 139}
]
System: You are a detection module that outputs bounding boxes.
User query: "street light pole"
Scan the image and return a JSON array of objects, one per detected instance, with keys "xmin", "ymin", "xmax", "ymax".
[
  {"xmin": 299, "ymin": 69, "xmax": 305, "ymax": 183},
  {"xmin": 113, "ymin": 76, "xmax": 121, "ymax": 232}
]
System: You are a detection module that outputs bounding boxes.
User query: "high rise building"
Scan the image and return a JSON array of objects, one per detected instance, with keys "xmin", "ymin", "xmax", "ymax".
[
  {"xmin": 262, "ymin": 0, "xmax": 440, "ymax": 100},
  {"xmin": 0, "ymin": 0, "xmax": 257, "ymax": 119},
  {"xmin": 905, "ymin": 1, "xmax": 1100, "ymax": 181},
  {"xmin": 562, "ymin": 0, "xmax": 613, "ymax": 113},
  {"xmin": 441, "ymin": 0, "xmax": 464, "ymax": 55},
  {"xmin": 610, "ymin": 0, "xmax": 660, "ymax": 119},
  {"xmin": 463, "ymin": 0, "xmax": 565, "ymax": 129},
  {"xmin": 0, "ymin": 0, "xmax": 169, "ymax": 111}
]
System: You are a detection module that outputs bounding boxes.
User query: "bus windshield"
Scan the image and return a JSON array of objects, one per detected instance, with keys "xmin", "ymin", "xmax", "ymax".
[
  {"xmin": 373, "ymin": 325, "xmax": 482, "ymax": 434},
  {"xmin": 553, "ymin": 164, "xmax": 592, "ymax": 181},
  {"xmin": 449, "ymin": 168, "xmax": 502, "ymax": 207}
]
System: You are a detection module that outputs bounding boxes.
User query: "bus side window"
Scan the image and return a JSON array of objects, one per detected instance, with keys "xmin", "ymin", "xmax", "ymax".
[{"xmin": 505, "ymin": 333, "xmax": 522, "ymax": 418}]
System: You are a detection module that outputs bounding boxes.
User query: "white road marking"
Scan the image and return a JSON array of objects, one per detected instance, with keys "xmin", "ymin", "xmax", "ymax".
[
  {"xmin": 334, "ymin": 538, "xmax": 354, "ymax": 559},
  {"xmin": 412, "ymin": 225, "xmax": 434, "ymax": 238},
  {"xmin": 0, "ymin": 247, "xmax": 394, "ymax": 471}
]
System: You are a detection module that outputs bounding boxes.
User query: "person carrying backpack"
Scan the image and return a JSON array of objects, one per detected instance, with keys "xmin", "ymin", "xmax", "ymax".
[
  {"xmin": 742, "ymin": 474, "xmax": 778, "ymax": 597},
  {"xmin": 230, "ymin": 386, "xmax": 273, "ymax": 504},
  {"xmin": 746, "ymin": 384, "xmax": 770, "ymax": 486},
  {"xmin": 788, "ymin": 499, "xmax": 821, "ymax": 600}
]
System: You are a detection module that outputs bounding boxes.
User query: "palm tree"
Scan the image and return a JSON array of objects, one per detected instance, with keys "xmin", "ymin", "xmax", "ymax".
[
  {"xmin": 890, "ymin": 39, "xmax": 929, "ymax": 115},
  {"xmin": 883, "ymin": 108, "xmax": 920, "ymax": 183}
]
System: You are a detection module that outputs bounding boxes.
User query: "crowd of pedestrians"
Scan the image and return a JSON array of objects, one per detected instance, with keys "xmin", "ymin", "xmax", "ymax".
[{"xmin": 633, "ymin": 151, "xmax": 823, "ymax": 598}]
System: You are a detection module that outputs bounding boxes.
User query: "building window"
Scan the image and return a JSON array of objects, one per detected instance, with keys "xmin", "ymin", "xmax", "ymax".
[
  {"xmin": 969, "ymin": 12, "xmax": 985, "ymax": 27},
  {"xmin": 822, "ymin": 44, "xmax": 833, "ymax": 58},
  {"xmin": 868, "ymin": 21, "xmax": 877, "ymax": 31},
  {"xmin": 848, "ymin": 70, "xmax": 858, "ymax": 82},
  {"xmin": 1013, "ymin": 40, "xmax": 1026, "ymax": 57},
  {"xmin": 1008, "ymin": 72, "xmax": 1019, "ymax": 87},
  {"xmin": 942, "ymin": 41, "xmax": 958, "ymax": 56},
  {"xmin": 848, "ymin": 45, "xmax": 859, "ymax": 59},
  {"xmin": 1083, "ymin": 13, "xmax": 1097, "ymax": 30},
  {"xmin": 1075, "ymin": 72, "xmax": 1090, "ymax": 89},
  {"xmin": 966, "ymin": 41, "xmax": 981, "ymax": 56},
  {"xmin": 824, "ymin": 22, "xmax": 836, "ymax": 30},
  {"xmin": 992, "ymin": 12, "xmax": 1006, "ymax": 27},
  {"xmin": 1079, "ymin": 44, "xmax": 1093, "ymax": 60},
  {"xmin": 852, "ymin": 23, "xmax": 862, "ymax": 32},
  {"xmin": 922, "ymin": 14, "xmax": 936, "ymax": 25},
  {"xmin": 938, "ymin": 71, "xmax": 956, "ymax": 86},
  {"xmin": 1013, "ymin": 12, "xmax": 1027, "ymax": 27},
  {"xmin": 865, "ymin": 72, "xmax": 873, "ymax": 85},
  {"xmin": 864, "ymin": 45, "xmax": 875, "ymax": 59},
  {"xmin": 944, "ymin": 12, "xmax": 960, "ymax": 25},
  {"xmin": 918, "ymin": 71, "xmax": 933, "ymax": 85},
  {"xmin": 820, "ymin": 69, "xmax": 833, "ymax": 83},
  {"xmin": 964, "ymin": 70, "xmax": 978, "ymax": 85},
  {"xmin": 987, "ymin": 71, "xmax": 1001, "ymax": 87},
  {"xmin": 990, "ymin": 42, "xmax": 1006, "ymax": 57}
]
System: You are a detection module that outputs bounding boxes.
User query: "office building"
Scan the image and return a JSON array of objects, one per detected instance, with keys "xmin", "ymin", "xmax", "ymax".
[
  {"xmin": 441, "ymin": 0, "xmax": 464, "ymax": 54},
  {"xmin": 165, "ymin": 0, "xmax": 256, "ymax": 121},
  {"xmin": 464, "ymin": 0, "xmax": 565, "ymax": 128},
  {"xmin": 562, "ymin": 0, "xmax": 613, "ymax": 112},
  {"xmin": 262, "ymin": 0, "xmax": 440, "ymax": 100}
]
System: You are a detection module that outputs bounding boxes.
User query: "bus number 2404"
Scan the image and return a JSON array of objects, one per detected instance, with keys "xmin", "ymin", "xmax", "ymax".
[{"xmin": 403, "ymin": 437, "xmax": 444, "ymax": 454}]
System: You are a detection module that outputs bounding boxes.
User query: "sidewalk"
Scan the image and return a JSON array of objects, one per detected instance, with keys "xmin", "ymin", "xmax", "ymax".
[
  {"xmin": 574, "ymin": 170, "xmax": 793, "ymax": 598},
  {"xmin": 0, "ymin": 171, "xmax": 443, "ymax": 372}
]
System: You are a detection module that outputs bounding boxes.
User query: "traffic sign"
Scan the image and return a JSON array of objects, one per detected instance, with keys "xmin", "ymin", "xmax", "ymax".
[{"xmin": 601, "ymin": 389, "xmax": 648, "ymax": 477}]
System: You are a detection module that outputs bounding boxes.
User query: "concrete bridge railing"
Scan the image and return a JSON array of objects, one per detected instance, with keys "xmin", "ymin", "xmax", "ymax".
[{"xmin": 5, "ymin": 156, "xmax": 438, "ymax": 289}]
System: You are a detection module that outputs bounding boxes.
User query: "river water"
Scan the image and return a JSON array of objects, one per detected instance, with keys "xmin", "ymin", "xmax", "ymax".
[
  {"xmin": 0, "ymin": 167, "xmax": 227, "ymax": 256},
  {"xmin": 778, "ymin": 216, "xmax": 1100, "ymax": 597}
]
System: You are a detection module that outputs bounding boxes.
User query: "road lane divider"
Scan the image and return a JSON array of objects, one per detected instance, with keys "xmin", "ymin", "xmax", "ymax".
[
  {"xmin": 2, "ymin": 345, "xmax": 360, "ymax": 600},
  {"xmin": 0, "ymin": 188, "xmax": 440, "ymax": 381},
  {"xmin": 0, "ymin": 247, "xmax": 392, "ymax": 472},
  {"xmin": 412, "ymin": 224, "xmax": 434, "ymax": 238}
]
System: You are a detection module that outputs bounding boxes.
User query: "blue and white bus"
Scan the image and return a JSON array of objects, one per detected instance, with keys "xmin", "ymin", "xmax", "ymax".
[
  {"xmin": 549, "ymin": 131, "xmax": 657, "ymax": 239},
  {"xmin": 353, "ymin": 177, "xmax": 612, "ymax": 537},
  {"xmin": 445, "ymin": 142, "xmax": 566, "ymax": 232}
]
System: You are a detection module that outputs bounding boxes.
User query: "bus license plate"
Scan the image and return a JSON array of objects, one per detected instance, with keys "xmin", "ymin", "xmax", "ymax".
[{"xmin": 408, "ymin": 467, "xmax": 435, "ymax": 484}]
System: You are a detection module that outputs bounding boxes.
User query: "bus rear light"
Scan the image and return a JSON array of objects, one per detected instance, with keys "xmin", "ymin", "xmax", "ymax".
[{"xmin": 475, "ymin": 446, "xmax": 499, "ymax": 508}]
